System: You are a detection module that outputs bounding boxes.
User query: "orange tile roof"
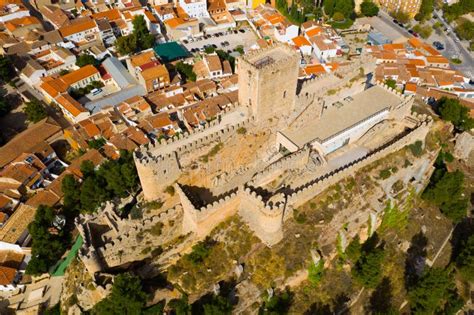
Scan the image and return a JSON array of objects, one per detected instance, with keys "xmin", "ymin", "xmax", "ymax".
[
  {"xmin": 423, "ymin": 44, "xmax": 441, "ymax": 56},
  {"xmin": 78, "ymin": 119, "xmax": 100, "ymax": 138},
  {"xmin": 413, "ymin": 50, "xmax": 425, "ymax": 57},
  {"xmin": 92, "ymin": 8, "xmax": 121, "ymax": 21},
  {"xmin": 305, "ymin": 27, "xmax": 322, "ymax": 37},
  {"xmin": 408, "ymin": 37, "xmax": 422, "ymax": 48},
  {"xmin": 0, "ymin": 266, "xmax": 16, "ymax": 285},
  {"xmin": 165, "ymin": 17, "xmax": 186, "ymax": 28},
  {"xmin": 426, "ymin": 55, "xmax": 449, "ymax": 64},
  {"xmin": 61, "ymin": 64, "xmax": 99, "ymax": 85},
  {"xmin": 55, "ymin": 94, "xmax": 88, "ymax": 117},
  {"xmin": 407, "ymin": 59, "xmax": 426, "ymax": 66},
  {"xmin": 292, "ymin": 36, "xmax": 311, "ymax": 47},
  {"xmin": 4, "ymin": 16, "xmax": 41, "ymax": 32},
  {"xmin": 59, "ymin": 17, "xmax": 97, "ymax": 37},
  {"xmin": 382, "ymin": 43, "xmax": 404, "ymax": 51},
  {"xmin": 304, "ymin": 64, "xmax": 326, "ymax": 75},
  {"xmin": 405, "ymin": 82, "xmax": 417, "ymax": 92}
]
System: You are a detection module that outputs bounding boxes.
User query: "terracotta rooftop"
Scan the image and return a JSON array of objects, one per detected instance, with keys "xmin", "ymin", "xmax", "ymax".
[{"xmin": 59, "ymin": 17, "xmax": 97, "ymax": 37}]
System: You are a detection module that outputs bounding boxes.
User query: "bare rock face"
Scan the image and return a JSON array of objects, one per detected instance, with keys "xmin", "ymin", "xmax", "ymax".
[{"xmin": 454, "ymin": 132, "xmax": 474, "ymax": 166}]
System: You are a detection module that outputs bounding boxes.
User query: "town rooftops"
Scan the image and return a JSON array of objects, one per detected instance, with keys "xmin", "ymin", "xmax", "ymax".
[
  {"xmin": 279, "ymin": 85, "xmax": 402, "ymax": 148},
  {"xmin": 59, "ymin": 17, "xmax": 97, "ymax": 37},
  {"xmin": 0, "ymin": 118, "xmax": 61, "ymax": 168}
]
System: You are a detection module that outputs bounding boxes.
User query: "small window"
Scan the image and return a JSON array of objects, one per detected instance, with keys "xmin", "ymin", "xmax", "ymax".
[{"xmin": 283, "ymin": 91, "xmax": 287, "ymax": 98}]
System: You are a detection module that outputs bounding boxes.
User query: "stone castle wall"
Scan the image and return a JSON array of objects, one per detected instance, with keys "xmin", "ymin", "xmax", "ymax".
[
  {"xmin": 287, "ymin": 116, "xmax": 432, "ymax": 208},
  {"xmin": 177, "ymin": 115, "xmax": 431, "ymax": 246},
  {"xmin": 249, "ymin": 145, "xmax": 311, "ymax": 187},
  {"xmin": 135, "ymin": 113, "xmax": 254, "ymax": 200}
]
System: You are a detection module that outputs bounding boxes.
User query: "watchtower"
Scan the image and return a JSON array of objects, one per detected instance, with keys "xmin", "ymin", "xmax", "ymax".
[{"xmin": 237, "ymin": 44, "xmax": 300, "ymax": 122}]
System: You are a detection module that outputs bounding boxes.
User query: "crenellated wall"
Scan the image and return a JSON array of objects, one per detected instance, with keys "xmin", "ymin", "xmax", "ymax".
[
  {"xmin": 286, "ymin": 116, "xmax": 432, "ymax": 208},
  {"xmin": 249, "ymin": 145, "xmax": 311, "ymax": 186},
  {"xmin": 134, "ymin": 113, "xmax": 254, "ymax": 201}
]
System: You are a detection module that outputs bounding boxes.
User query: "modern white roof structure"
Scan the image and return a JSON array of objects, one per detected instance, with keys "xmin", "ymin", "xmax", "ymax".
[{"xmin": 279, "ymin": 85, "xmax": 403, "ymax": 149}]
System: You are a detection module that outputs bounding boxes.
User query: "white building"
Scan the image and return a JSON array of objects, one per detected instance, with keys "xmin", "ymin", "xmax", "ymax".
[
  {"xmin": 309, "ymin": 35, "xmax": 338, "ymax": 62},
  {"xmin": 179, "ymin": 0, "xmax": 209, "ymax": 18},
  {"xmin": 59, "ymin": 17, "xmax": 99, "ymax": 44},
  {"xmin": 276, "ymin": 85, "xmax": 407, "ymax": 156},
  {"xmin": 0, "ymin": 3, "xmax": 30, "ymax": 23}
]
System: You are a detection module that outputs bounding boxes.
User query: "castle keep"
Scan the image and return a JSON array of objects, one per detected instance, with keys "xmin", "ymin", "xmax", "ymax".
[{"xmin": 130, "ymin": 43, "xmax": 430, "ymax": 247}]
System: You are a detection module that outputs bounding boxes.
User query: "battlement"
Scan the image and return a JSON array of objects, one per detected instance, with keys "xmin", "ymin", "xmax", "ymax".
[
  {"xmin": 286, "ymin": 116, "xmax": 432, "ymax": 207},
  {"xmin": 238, "ymin": 42, "xmax": 299, "ymax": 74},
  {"xmin": 249, "ymin": 146, "xmax": 310, "ymax": 186}
]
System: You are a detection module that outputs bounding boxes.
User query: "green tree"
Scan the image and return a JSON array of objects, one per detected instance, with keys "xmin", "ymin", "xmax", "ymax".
[
  {"xmin": 352, "ymin": 234, "xmax": 385, "ymax": 288},
  {"xmin": 259, "ymin": 288, "xmax": 293, "ymax": 315},
  {"xmin": 412, "ymin": 24, "xmax": 432, "ymax": 39},
  {"xmin": 0, "ymin": 55, "xmax": 15, "ymax": 82},
  {"xmin": 0, "ymin": 99, "xmax": 10, "ymax": 117},
  {"xmin": 115, "ymin": 34, "xmax": 138, "ymax": 55},
  {"xmin": 26, "ymin": 205, "xmax": 69, "ymax": 275},
  {"xmin": 24, "ymin": 99, "xmax": 47, "ymax": 123},
  {"xmin": 115, "ymin": 15, "xmax": 155, "ymax": 55},
  {"xmin": 408, "ymin": 268, "xmax": 453, "ymax": 314},
  {"xmin": 391, "ymin": 10, "xmax": 410, "ymax": 23},
  {"xmin": 334, "ymin": 0, "xmax": 354, "ymax": 19},
  {"xmin": 201, "ymin": 295, "xmax": 233, "ymax": 315},
  {"xmin": 87, "ymin": 137, "xmax": 106, "ymax": 149},
  {"xmin": 368, "ymin": 277, "xmax": 398, "ymax": 314},
  {"xmin": 455, "ymin": 18, "xmax": 474, "ymax": 41},
  {"xmin": 456, "ymin": 234, "xmax": 474, "ymax": 282},
  {"xmin": 384, "ymin": 78, "xmax": 397, "ymax": 89},
  {"xmin": 80, "ymin": 176, "xmax": 108, "ymax": 212},
  {"xmin": 133, "ymin": 15, "xmax": 155, "ymax": 51},
  {"xmin": 332, "ymin": 11, "xmax": 345, "ymax": 21},
  {"xmin": 346, "ymin": 235, "xmax": 362, "ymax": 262},
  {"xmin": 176, "ymin": 62, "xmax": 196, "ymax": 82},
  {"xmin": 437, "ymin": 97, "xmax": 474, "ymax": 131},
  {"xmin": 92, "ymin": 273, "xmax": 148, "ymax": 315},
  {"xmin": 360, "ymin": 0, "xmax": 379, "ymax": 16},
  {"xmin": 422, "ymin": 169, "xmax": 468, "ymax": 223},
  {"xmin": 168, "ymin": 296, "xmax": 191, "ymax": 315},
  {"xmin": 75, "ymin": 54, "xmax": 99, "ymax": 67},
  {"xmin": 415, "ymin": 0, "xmax": 433, "ymax": 21},
  {"xmin": 61, "ymin": 174, "xmax": 81, "ymax": 218},
  {"xmin": 324, "ymin": 0, "xmax": 336, "ymax": 17}
]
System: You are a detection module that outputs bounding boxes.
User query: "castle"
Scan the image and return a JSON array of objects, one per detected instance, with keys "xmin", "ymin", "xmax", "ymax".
[
  {"xmin": 131, "ymin": 43, "xmax": 431, "ymax": 246},
  {"xmin": 76, "ymin": 43, "xmax": 433, "ymax": 276}
]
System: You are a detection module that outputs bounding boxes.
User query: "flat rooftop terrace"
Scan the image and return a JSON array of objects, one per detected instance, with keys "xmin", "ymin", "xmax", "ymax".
[
  {"xmin": 244, "ymin": 46, "xmax": 296, "ymax": 66},
  {"xmin": 280, "ymin": 85, "xmax": 403, "ymax": 148}
]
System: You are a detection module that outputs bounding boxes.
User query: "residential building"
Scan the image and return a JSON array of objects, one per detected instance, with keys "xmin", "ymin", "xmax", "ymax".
[
  {"xmin": 179, "ymin": 0, "xmax": 208, "ymax": 18},
  {"xmin": 0, "ymin": 0, "xmax": 29, "ymax": 23},
  {"xmin": 127, "ymin": 50, "xmax": 170, "ymax": 93},
  {"xmin": 378, "ymin": 0, "xmax": 422, "ymax": 18},
  {"xmin": 59, "ymin": 17, "xmax": 99, "ymax": 46}
]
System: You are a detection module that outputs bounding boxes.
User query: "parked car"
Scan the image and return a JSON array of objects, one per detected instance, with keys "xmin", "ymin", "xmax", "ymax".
[
  {"xmin": 413, "ymin": 32, "xmax": 419, "ymax": 37},
  {"xmin": 393, "ymin": 19, "xmax": 398, "ymax": 23},
  {"xmin": 183, "ymin": 39, "xmax": 189, "ymax": 44},
  {"xmin": 239, "ymin": 29, "xmax": 245, "ymax": 33},
  {"xmin": 212, "ymin": 44, "xmax": 217, "ymax": 48},
  {"xmin": 233, "ymin": 30, "xmax": 238, "ymax": 34},
  {"xmin": 91, "ymin": 88, "xmax": 102, "ymax": 96},
  {"xmin": 408, "ymin": 29, "xmax": 414, "ymax": 34}
]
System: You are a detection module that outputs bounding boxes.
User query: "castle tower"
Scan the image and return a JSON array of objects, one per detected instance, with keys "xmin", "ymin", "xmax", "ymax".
[{"xmin": 237, "ymin": 44, "xmax": 300, "ymax": 122}]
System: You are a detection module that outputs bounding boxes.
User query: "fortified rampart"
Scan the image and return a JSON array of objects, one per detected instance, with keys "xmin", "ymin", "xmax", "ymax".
[
  {"xmin": 134, "ymin": 110, "xmax": 254, "ymax": 200},
  {"xmin": 286, "ymin": 116, "xmax": 432, "ymax": 208},
  {"xmin": 76, "ymin": 202, "xmax": 182, "ymax": 275},
  {"xmin": 249, "ymin": 145, "xmax": 311, "ymax": 186},
  {"xmin": 176, "ymin": 114, "xmax": 432, "ymax": 246},
  {"xmin": 177, "ymin": 183, "xmax": 240, "ymax": 238}
]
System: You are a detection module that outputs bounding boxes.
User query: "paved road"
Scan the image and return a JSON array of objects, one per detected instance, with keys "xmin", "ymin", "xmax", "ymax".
[{"xmin": 431, "ymin": 10, "xmax": 474, "ymax": 78}]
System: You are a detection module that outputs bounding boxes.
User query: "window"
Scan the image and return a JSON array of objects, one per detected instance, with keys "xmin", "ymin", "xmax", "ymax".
[{"xmin": 283, "ymin": 91, "xmax": 286, "ymax": 98}]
